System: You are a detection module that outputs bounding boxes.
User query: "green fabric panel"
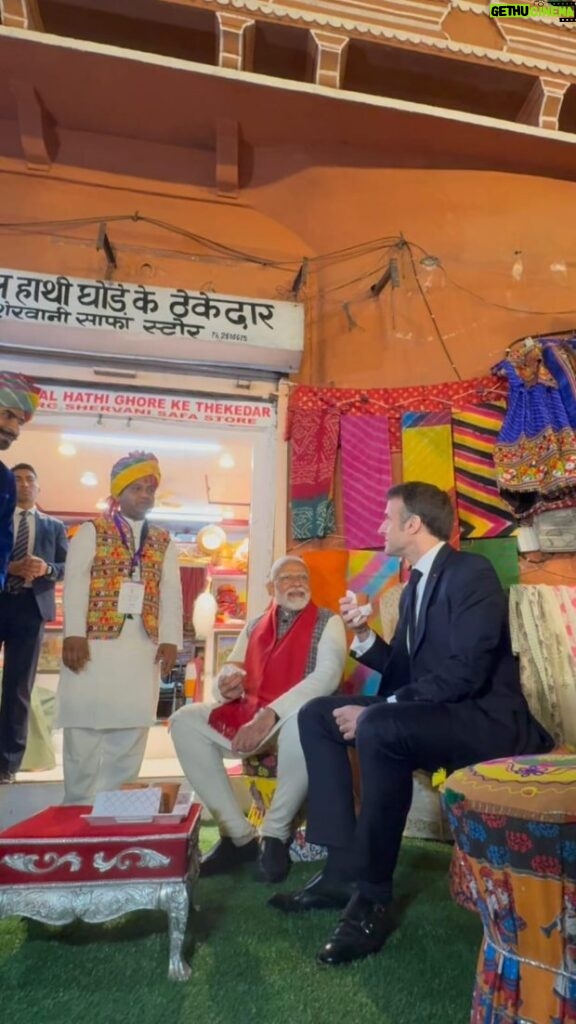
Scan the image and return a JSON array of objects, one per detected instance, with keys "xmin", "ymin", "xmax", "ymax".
[{"xmin": 460, "ymin": 537, "xmax": 520, "ymax": 588}]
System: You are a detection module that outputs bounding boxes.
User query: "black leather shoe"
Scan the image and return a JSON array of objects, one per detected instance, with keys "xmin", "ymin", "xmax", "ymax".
[
  {"xmin": 200, "ymin": 837, "xmax": 259, "ymax": 877},
  {"xmin": 268, "ymin": 871, "xmax": 355, "ymax": 913},
  {"xmin": 316, "ymin": 894, "xmax": 393, "ymax": 965},
  {"xmin": 256, "ymin": 837, "xmax": 292, "ymax": 884}
]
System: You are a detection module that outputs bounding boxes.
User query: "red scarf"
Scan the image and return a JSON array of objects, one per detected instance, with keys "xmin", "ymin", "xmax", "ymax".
[{"xmin": 208, "ymin": 601, "xmax": 319, "ymax": 740}]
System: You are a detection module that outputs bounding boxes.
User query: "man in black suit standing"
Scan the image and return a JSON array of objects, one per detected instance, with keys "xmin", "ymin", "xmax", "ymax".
[
  {"xmin": 0, "ymin": 463, "xmax": 68, "ymax": 783},
  {"xmin": 0, "ymin": 371, "xmax": 42, "ymax": 588},
  {"xmin": 270, "ymin": 482, "xmax": 553, "ymax": 964}
]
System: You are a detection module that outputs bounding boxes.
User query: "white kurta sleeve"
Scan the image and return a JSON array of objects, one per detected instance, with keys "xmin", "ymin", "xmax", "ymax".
[
  {"xmin": 268, "ymin": 613, "xmax": 347, "ymax": 722},
  {"xmin": 158, "ymin": 540, "xmax": 183, "ymax": 648},
  {"xmin": 62, "ymin": 522, "xmax": 96, "ymax": 639}
]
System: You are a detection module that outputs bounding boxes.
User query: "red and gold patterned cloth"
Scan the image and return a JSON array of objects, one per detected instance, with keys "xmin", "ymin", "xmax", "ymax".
[
  {"xmin": 0, "ymin": 804, "xmax": 201, "ymax": 887},
  {"xmin": 443, "ymin": 755, "xmax": 576, "ymax": 1024},
  {"xmin": 287, "ymin": 377, "xmax": 507, "ymax": 452}
]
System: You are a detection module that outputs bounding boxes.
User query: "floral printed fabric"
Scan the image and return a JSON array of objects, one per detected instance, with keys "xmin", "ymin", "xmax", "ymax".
[{"xmin": 443, "ymin": 755, "xmax": 576, "ymax": 1024}]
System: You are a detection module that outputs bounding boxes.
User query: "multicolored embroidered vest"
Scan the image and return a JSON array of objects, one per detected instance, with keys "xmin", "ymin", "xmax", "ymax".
[{"xmin": 86, "ymin": 517, "xmax": 170, "ymax": 642}]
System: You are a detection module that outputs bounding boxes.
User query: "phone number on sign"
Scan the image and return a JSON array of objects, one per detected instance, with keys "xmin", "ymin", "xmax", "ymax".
[{"xmin": 211, "ymin": 331, "xmax": 248, "ymax": 342}]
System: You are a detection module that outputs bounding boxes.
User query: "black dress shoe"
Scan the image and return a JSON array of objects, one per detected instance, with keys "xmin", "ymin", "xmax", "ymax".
[
  {"xmin": 200, "ymin": 836, "xmax": 259, "ymax": 877},
  {"xmin": 268, "ymin": 871, "xmax": 355, "ymax": 913},
  {"xmin": 256, "ymin": 837, "xmax": 292, "ymax": 884},
  {"xmin": 316, "ymin": 894, "xmax": 393, "ymax": 965}
]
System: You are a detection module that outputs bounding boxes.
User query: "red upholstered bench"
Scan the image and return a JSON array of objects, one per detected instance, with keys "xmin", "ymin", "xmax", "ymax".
[{"xmin": 0, "ymin": 803, "xmax": 202, "ymax": 981}]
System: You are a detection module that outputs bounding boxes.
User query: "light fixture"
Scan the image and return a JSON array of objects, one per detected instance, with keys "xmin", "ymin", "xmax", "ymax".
[
  {"xmin": 420, "ymin": 255, "xmax": 441, "ymax": 269},
  {"xmin": 81, "ymin": 471, "xmax": 98, "ymax": 487},
  {"xmin": 58, "ymin": 442, "xmax": 77, "ymax": 456},
  {"xmin": 147, "ymin": 509, "xmax": 223, "ymax": 523},
  {"xmin": 192, "ymin": 581, "xmax": 217, "ymax": 639},
  {"xmin": 61, "ymin": 432, "xmax": 221, "ymax": 453},
  {"xmin": 197, "ymin": 524, "xmax": 227, "ymax": 554},
  {"xmin": 218, "ymin": 452, "xmax": 235, "ymax": 469}
]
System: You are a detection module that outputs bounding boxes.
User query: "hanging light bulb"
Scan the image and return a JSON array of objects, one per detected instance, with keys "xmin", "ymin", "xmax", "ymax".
[
  {"xmin": 192, "ymin": 580, "xmax": 217, "ymax": 639},
  {"xmin": 197, "ymin": 525, "xmax": 227, "ymax": 555}
]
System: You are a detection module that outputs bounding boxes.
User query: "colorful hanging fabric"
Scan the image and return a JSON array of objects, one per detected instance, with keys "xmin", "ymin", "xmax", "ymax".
[
  {"xmin": 492, "ymin": 336, "xmax": 576, "ymax": 519},
  {"xmin": 289, "ymin": 405, "xmax": 340, "ymax": 540},
  {"xmin": 342, "ymin": 550, "xmax": 400, "ymax": 696},
  {"xmin": 508, "ymin": 583, "xmax": 576, "ymax": 747},
  {"xmin": 401, "ymin": 411, "xmax": 460, "ymax": 548},
  {"xmin": 460, "ymin": 537, "xmax": 520, "ymax": 589},
  {"xmin": 340, "ymin": 415, "xmax": 391, "ymax": 549},
  {"xmin": 300, "ymin": 549, "xmax": 349, "ymax": 614},
  {"xmin": 287, "ymin": 376, "xmax": 507, "ymax": 452},
  {"xmin": 452, "ymin": 402, "xmax": 517, "ymax": 538}
]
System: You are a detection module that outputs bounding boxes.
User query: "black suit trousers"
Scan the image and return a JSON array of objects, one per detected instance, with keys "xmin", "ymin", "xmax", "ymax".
[
  {"xmin": 0, "ymin": 590, "xmax": 45, "ymax": 772},
  {"xmin": 299, "ymin": 694, "xmax": 552, "ymax": 900}
]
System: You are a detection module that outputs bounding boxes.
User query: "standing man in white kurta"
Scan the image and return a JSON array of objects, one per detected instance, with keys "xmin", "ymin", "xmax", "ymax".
[
  {"xmin": 56, "ymin": 451, "xmax": 183, "ymax": 804},
  {"xmin": 171, "ymin": 556, "xmax": 346, "ymax": 884}
]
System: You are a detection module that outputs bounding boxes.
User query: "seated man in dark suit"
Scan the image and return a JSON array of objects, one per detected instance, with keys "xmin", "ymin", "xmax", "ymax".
[
  {"xmin": 269, "ymin": 482, "xmax": 553, "ymax": 965},
  {"xmin": 0, "ymin": 463, "xmax": 68, "ymax": 783}
]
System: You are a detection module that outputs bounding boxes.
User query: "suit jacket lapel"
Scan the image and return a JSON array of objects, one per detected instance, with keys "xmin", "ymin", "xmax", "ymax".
[
  {"xmin": 396, "ymin": 583, "xmax": 412, "ymax": 648},
  {"xmin": 412, "ymin": 545, "xmax": 453, "ymax": 655}
]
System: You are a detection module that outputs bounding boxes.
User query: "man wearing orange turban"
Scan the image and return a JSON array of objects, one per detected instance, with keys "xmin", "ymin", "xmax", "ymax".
[
  {"xmin": 56, "ymin": 451, "xmax": 183, "ymax": 803},
  {"xmin": 0, "ymin": 371, "xmax": 41, "ymax": 589}
]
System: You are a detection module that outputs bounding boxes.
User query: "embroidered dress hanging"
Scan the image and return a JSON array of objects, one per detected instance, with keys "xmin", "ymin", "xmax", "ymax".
[{"xmin": 492, "ymin": 337, "xmax": 576, "ymax": 519}]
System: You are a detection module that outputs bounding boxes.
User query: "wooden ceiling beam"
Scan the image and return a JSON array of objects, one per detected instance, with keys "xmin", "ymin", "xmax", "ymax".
[
  {"xmin": 10, "ymin": 80, "xmax": 57, "ymax": 169},
  {"xmin": 216, "ymin": 12, "xmax": 255, "ymax": 73},
  {"xmin": 516, "ymin": 75, "xmax": 571, "ymax": 131},
  {"xmin": 215, "ymin": 117, "xmax": 240, "ymax": 197},
  {"xmin": 1, "ymin": 0, "xmax": 44, "ymax": 30}
]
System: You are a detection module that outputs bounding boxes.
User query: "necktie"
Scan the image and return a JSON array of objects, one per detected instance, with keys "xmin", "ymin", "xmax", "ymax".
[
  {"xmin": 6, "ymin": 510, "xmax": 30, "ymax": 592},
  {"xmin": 405, "ymin": 567, "xmax": 423, "ymax": 652}
]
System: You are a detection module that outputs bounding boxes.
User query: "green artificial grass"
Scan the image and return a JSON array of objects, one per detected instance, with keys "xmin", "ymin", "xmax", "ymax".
[{"xmin": 0, "ymin": 826, "xmax": 482, "ymax": 1024}]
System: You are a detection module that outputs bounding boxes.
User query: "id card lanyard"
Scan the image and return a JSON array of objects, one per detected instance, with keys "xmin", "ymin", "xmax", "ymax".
[{"xmin": 114, "ymin": 514, "xmax": 149, "ymax": 615}]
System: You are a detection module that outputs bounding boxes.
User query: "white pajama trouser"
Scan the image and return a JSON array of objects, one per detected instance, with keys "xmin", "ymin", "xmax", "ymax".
[
  {"xmin": 62, "ymin": 726, "xmax": 149, "ymax": 804},
  {"xmin": 170, "ymin": 704, "xmax": 308, "ymax": 843}
]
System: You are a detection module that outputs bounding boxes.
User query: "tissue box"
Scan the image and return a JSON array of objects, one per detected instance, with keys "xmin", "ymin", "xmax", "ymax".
[{"xmin": 84, "ymin": 784, "xmax": 193, "ymax": 826}]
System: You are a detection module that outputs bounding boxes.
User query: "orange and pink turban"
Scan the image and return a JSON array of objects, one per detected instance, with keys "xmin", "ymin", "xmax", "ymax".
[
  {"xmin": 0, "ymin": 372, "xmax": 41, "ymax": 422},
  {"xmin": 110, "ymin": 451, "xmax": 161, "ymax": 498}
]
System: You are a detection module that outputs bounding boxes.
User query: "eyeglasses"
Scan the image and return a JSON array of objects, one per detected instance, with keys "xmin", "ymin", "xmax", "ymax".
[{"xmin": 275, "ymin": 573, "xmax": 310, "ymax": 586}]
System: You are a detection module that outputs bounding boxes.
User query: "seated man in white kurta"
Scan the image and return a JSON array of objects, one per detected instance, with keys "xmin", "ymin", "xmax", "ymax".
[
  {"xmin": 170, "ymin": 556, "xmax": 347, "ymax": 884},
  {"xmin": 56, "ymin": 451, "xmax": 183, "ymax": 804}
]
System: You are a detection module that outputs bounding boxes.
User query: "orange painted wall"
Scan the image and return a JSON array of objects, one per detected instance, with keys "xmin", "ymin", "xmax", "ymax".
[{"xmin": 0, "ymin": 159, "xmax": 574, "ymax": 584}]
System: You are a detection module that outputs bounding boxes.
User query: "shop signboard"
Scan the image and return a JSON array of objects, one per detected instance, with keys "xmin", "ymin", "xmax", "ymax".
[
  {"xmin": 0, "ymin": 268, "xmax": 304, "ymax": 372},
  {"xmin": 38, "ymin": 384, "xmax": 276, "ymax": 427}
]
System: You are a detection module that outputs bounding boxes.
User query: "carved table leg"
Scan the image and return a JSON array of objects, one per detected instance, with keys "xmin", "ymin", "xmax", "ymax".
[{"xmin": 159, "ymin": 881, "xmax": 191, "ymax": 981}]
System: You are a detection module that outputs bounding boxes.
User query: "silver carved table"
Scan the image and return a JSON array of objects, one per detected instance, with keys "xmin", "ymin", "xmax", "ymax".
[{"xmin": 0, "ymin": 804, "xmax": 202, "ymax": 981}]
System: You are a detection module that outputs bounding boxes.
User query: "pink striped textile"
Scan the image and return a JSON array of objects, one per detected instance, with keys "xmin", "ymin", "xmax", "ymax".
[{"xmin": 340, "ymin": 415, "xmax": 392, "ymax": 549}]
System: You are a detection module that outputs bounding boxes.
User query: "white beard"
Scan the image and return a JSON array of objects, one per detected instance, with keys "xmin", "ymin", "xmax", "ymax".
[{"xmin": 279, "ymin": 593, "xmax": 310, "ymax": 612}]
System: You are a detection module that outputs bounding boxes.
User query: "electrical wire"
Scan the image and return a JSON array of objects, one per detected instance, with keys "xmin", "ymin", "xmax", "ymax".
[
  {"xmin": 3, "ymin": 211, "xmax": 576, "ymax": 321},
  {"xmin": 439, "ymin": 269, "xmax": 576, "ymax": 317},
  {"xmin": 0, "ymin": 212, "xmax": 400, "ymax": 274},
  {"xmin": 405, "ymin": 243, "xmax": 463, "ymax": 381}
]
